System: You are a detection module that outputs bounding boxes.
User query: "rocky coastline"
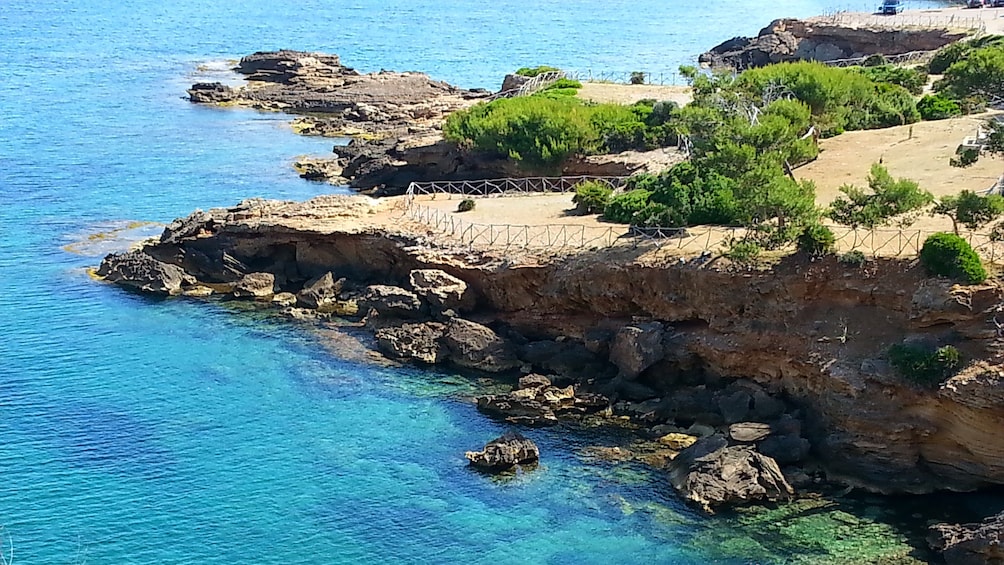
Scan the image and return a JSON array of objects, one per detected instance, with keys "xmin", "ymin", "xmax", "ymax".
[
  {"xmin": 188, "ymin": 50, "xmax": 686, "ymax": 193},
  {"xmin": 95, "ymin": 195, "xmax": 1004, "ymax": 552},
  {"xmin": 143, "ymin": 22, "xmax": 1004, "ymax": 559}
]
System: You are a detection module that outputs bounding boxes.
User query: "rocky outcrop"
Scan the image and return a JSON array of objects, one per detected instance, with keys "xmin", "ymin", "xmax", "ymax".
[
  {"xmin": 96, "ymin": 251, "xmax": 195, "ymax": 295},
  {"xmin": 609, "ymin": 322, "xmax": 665, "ymax": 379},
  {"xmin": 375, "ymin": 318, "xmax": 519, "ymax": 373},
  {"xmin": 359, "ymin": 285, "xmax": 425, "ymax": 319},
  {"xmin": 700, "ymin": 18, "xmax": 968, "ymax": 70},
  {"xmin": 233, "ymin": 272, "xmax": 276, "ymax": 299},
  {"xmin": 409, "ymin": 269, "xmax": 472, "ymax": 313},
  {"xmin": 376, "ymin": 322, "xmax": 446, "ymax": 365},
  {"xmin": 465, "ymin": 431, "xmax": 540, "ymax": 472},
  {"xmin": 188, "ymin": 50, "xmax": 489, "ymax": 139},
  {"xmin": 929, "ymin": 511, "xmax": 1004, "ymax": 565},
  {"xmin": 297, "ymin": 271, "xmax": 345, "ymax": 310},
  {"xmin": 441, "ymin": 318, "xmax": 520, "ymax": 372},
  {"xmin": 475, "ymin": 374, "xmax": 609, "ymax": 425},
  {"xmin": 669, "ymin": 436, "xmax": 794, "ymax": 513}
]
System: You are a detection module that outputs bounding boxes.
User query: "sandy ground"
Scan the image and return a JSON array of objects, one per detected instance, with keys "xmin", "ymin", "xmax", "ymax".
[
  {"xmin": 811, "ymin": 6, "xmax": 1004, "ymax": 33},
  {"xmin": 577, "ymin": 83, "xmax": 693, "ymax": 107}
]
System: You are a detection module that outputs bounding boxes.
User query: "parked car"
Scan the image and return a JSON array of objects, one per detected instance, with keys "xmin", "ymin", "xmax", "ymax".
[
  {"xmin": 879, "ymin": 0, "xmax": 904, "ymax": 14},
  {"xmin": 994, "ymin": 0, "xmax": 1004, "ymax": 7},
  {"xmin": 968, "ymin": 0, "xmax": 988, "ymax": 8}
]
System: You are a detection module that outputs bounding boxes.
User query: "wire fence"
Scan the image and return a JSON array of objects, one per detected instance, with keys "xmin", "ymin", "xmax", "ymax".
[
  {"xmin": 403, "ymin": 179, "xmax": 1004, "ymax": 262},
  {"xmin": 564, "ymin": 70, "xmax": 688, "ymax": 86},
  {"xmin": 487, "ymin": 71, "xmax": 567, "ymax": 101},
  {"xmin": 824, "ymin": 49, "xmax": 937, "ymax": 67}
]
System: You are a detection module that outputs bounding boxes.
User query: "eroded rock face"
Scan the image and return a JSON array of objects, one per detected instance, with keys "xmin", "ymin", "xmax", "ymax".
[
  {"xmin": 97, "ymin": 251, "xmax": 195, "ymax": 295},
  {"xmin": 929, "ymin": 511, "xmax": 1004, "ymax": 565},
  {"xmin": 465, "ymin": 431, "xmax": 540, "ymax": 472},
  {"xmin": 669, "ymin": 437, "xmax": 794, "ymax": 513},
  {"xmin": 700, "ymin": 18, "xmax": 967, "ymax": 70}
]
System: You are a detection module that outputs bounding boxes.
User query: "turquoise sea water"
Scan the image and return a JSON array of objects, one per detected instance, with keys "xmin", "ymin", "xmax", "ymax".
[{"xmin": 1, "ymin": 0, "xmax": 952, "ymax": 563}]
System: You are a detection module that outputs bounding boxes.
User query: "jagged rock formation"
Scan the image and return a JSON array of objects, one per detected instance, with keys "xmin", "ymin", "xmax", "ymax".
[
  {"xmin": 475, "ymin": 374, "xmax": 609, "ymax": 426},
  {"xmin": 96, "ymin": 195, "xmax": 1004, "ymax": 496},
  {"xmin": 700, "ymin": 18, "xmax": 968, "ymax": 70},
  {"xmin": 465, "ymin": 431, "xmax": 540, "ymax": 472},
  {"xmin": 188, "ymin": 50, "xmax": 488, "ymax": 139},
  {"xmin": 930, "ymin": 511, "xmax": 1004, "ymax": 564}
]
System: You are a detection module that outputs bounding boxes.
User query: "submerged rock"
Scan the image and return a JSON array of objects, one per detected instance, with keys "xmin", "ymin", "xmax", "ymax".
[
  {"xmin": 96, "ymin": 251, "xmax": 195, "ymax": 295},
  {"xmin": 669, "ymin": 437, "xmax": 794, "ymax": 513},
  {"xmin": 930, "ymin": 511, "xmax": 1004, "ymax": 565},
  {"xmin": 465, "ymin": 431, "xmax": 540, "ymax": 472}
]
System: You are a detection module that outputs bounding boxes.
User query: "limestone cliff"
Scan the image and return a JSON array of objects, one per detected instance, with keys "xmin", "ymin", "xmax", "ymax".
[{"xmin": 100, "ymin": 196, "xmax": 1004, "ymax": 495}]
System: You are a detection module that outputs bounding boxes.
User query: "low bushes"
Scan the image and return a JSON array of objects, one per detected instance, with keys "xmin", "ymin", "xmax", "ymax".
[
  {"xmin": 443, "ymin": 96, "xmax": 679, "ymax": 169},
  {"xmin": 827, "ymin": 164, "xmax": 933, "ymax": 229},
  {"xmin": 603, "ymin": 189, "xmax": 652, "ymax": 223},
  {"xmin": 572, "ymin": 181, "xmax": 613, "ymax": 214},
  {"xmin": 515, "ymin": 66, "xmax": 560, "ymax": 77},
  {"xmin": 919, "ymin": 232, "xmax": 987, "ymax": 284},
  {"xmin": 457, "ymin": 198, "xmax": 476, "ymax": 212},
  {"xmin": 917, "ymin": 94, "xmax": 962, "ymax": 121},
  {"xmin": 888, "ymin": 343, "xmax": 962, "ymax": 386},
  {"xmin": 797, "ymin": 223, "xmax": 836, "ymax": 256}
]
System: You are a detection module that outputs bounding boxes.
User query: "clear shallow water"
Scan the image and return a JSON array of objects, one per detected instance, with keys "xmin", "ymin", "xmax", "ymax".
[{"xmin": 1, "ymin": 0, "xmax": 949, "ymax": 563}]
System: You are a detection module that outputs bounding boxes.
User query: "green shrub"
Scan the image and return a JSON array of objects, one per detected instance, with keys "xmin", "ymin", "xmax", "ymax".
[
  {"xmin": 443, "ymin": 96, "xmax": 598, "ymax": 168},
  {"xmin": 457, "ymin": 198, "xmax": 476, "ymax": 212},
  {"xmin": 515, "ymin": 65, "xmax": 560, "ymax": 77},
  {"xmin": 572, "ymin": 181, "xmax": 613, "ymax": 214},
  {"xmin": 950, "ymin": 147, "xmax": 980, "ymax": 168},
  {"xmin": 538, "ymin": 78, "xmax": 583, "ymax": 98},
  {"xmin": 828, "ymin": 164, "xmax": 933, "ymax": 228},
  {"xmin": 929, "ymin": 42, "xmax": 969, "ymax": 75},
  {"xmin": 630, "ymin": 71, "xmax": 646, "ymax": 85},
  {"xmin": 603, "ymin": 189, "xmax": 652, "ymax": 223},
  {"xmin": 939, "ymin": 46, "xmax": 1004, "ymax": 101},
  {"xmin": 888, "ymin": 343, "xmax": 962, "ymax": 386},
  {"xmin": 797, "ymin": 223, "xmax": 836, "ymax": 256},
  {"xmin": 631, "ymin": 202, "xmax": 686, "ymax": 228},
  {"xmin": 738, "ymin": 61, "xmax": 921, "ymax": 134},
  {"xmin": 723, "ymin": 240, "xmax": 763, "ymax": 266},
  {"xmin": 919, "ymin": 232, "xmax": 987, "ymax": 284},
  {"xmin": 856, "ymin": 65, "xmax": 928, "ymax": 95},
  {"xmin": 838, "ymin": 250, "xmax": 867, "ymax": 267},
  {"xmin": 917, "ymin": 94, "xmax": 962, "ymax": 121}
]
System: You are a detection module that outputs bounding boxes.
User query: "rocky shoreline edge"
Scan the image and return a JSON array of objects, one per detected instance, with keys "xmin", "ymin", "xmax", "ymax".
[{"xmin": 95, "ymin": 195, "xmax": 1004, "ymax": 562}]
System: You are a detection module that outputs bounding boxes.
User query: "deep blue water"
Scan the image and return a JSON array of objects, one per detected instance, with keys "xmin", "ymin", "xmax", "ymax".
[{"xmin": 0, "ymin": 0, "xmax": 949, "ymax": 563}]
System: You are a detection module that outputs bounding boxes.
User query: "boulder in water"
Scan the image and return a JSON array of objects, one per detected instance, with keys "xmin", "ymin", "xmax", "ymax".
[{"xmin": 465, "ymin": 431, "xmax": 540, "ymax": 472}]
